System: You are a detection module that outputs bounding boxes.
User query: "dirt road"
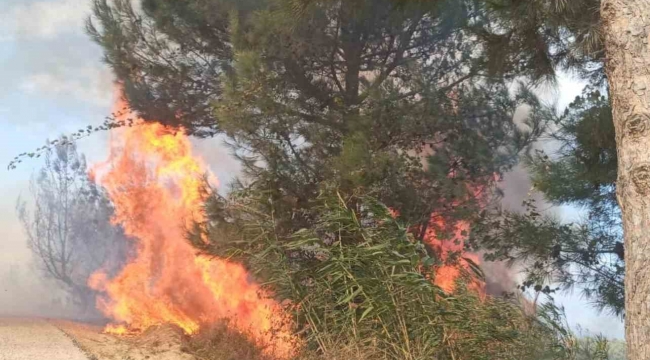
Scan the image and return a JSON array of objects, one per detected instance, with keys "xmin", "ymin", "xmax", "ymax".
[
  {"xmin": 0, "ymin": 318, "xmax": 88, "ymax": 360},
  {"xmin": 0, "ymin": 318, "xmax": 194, "ymax": 360}
]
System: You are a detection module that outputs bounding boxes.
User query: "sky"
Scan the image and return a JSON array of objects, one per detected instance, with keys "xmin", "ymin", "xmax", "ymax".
[{"xmin": 0, "ymin": 0, "xmax": 624, "ymax": 339}]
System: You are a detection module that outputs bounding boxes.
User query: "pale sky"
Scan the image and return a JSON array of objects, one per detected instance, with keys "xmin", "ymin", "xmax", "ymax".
[{"xmin": 0, "ymin": 0, "xmax": 623, "ymax": 339}]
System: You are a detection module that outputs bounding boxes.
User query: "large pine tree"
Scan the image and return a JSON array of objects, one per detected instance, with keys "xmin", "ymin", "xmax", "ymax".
[{"xmin": 88, "ymin": 0, "xmax": 548, "ymax": 247}]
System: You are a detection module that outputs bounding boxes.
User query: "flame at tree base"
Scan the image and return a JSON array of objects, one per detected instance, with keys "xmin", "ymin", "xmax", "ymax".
[
  {"xmin": 424, "ymin": 201, "xmax": 489, "ymax": 296},
  {"xmin": 88, "ymin": 97, "xmax": 295, "ymax": 358},
  {"xmin": 427, "ymin": 231, "xmax": 486, "ymax": 296}
]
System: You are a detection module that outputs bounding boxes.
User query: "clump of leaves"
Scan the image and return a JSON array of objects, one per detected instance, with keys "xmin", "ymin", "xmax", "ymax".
[{"xmin": 568, "ymin": 325, "xmax": 625, "ymax": 360}]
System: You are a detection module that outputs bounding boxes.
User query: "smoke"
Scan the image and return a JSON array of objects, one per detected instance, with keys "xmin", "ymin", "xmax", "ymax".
[
  {"xmin": 481, "ymin": 164, "xmax": 552, "ymax": 298},
  {"xmin": 0, "ymin": 263, "xmax": 75, "ymax": 319},
  {"xmin": 480, "ymin": 102, "xmax": 559, "ymax": 296},
  {"xmin": 191, "ymin": 135, "xmax": 242, "ymax": 194},
  {"xmin": 487, "ymin": 78, "xmax": 577, "ymax": 292},
  {"xmin": 0, "ymin": 185, "xmax": 77, "ymax": 319}
]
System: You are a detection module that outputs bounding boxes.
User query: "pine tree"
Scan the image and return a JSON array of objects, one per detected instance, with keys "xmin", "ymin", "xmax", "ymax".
[
  {"xmin": 16, "ymin": 138, "xmax": 129, "ymax": 317},
  {"xmin": 472, "ymin": 1, "xmax": 650, "ymax": 357},
  {"xmin": 471, "ymin": 86, "xmax": 624, "ymax": 315},
  {"xmin": 88, "ymin": 0, "xmax": 548, "ymax": 240}
]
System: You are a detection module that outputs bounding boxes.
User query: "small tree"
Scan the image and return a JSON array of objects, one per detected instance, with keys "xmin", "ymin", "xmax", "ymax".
[{"xmin": 16, "ymin": 139, "xmax": 128, "ymax": 317}]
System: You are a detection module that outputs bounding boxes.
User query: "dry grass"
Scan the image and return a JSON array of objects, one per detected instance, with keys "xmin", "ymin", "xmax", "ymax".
[
  {"xmin": 182, "ymin": 322, "xmax": 397, "ymax": 360},
  {"xmin": 182, "ymin": 322, "xmax": 275, "ymax": 360},
  {"xmin": 184, "ymin": 324, "xmax": 437, "ymax": 360},
  {"xmin": 52, "ymin": 320, "xmax": 193, "ymax": 360}
]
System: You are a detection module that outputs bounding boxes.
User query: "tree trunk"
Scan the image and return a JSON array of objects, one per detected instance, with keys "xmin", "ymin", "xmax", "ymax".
[{"xmin": 601, "ymin": 1, "xmax": 650, "ymax": 358}]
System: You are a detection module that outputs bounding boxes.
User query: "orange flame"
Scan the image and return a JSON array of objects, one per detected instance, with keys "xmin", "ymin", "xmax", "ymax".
[
  {"xmin": 424, "ymin": 216, "xmax": 483, "ymax": 294},
  {"xmin": 423, "ymin": 181, "xmax": 494, "ymax": 295},
  {"xmin": 88, "ymin": 96, "xmax": 295, "ymax": 357}
]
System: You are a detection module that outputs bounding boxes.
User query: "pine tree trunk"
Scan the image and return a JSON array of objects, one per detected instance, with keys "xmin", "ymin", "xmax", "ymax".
[{"xmin": 601, "ymin": 1, "xmax": 650, "ymax": 358}]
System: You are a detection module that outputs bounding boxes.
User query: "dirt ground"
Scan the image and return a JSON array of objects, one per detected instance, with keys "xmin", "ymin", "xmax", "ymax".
[
  {"xmin": 0, "ymin": 318, "xmax": 88, "ymax": 360},
  {"xmin": 51, "ymin": 320, "xmax": 196, "ymax": 360}
]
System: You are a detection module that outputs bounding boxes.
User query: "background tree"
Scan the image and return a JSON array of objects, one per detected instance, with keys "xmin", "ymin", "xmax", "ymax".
[{"xmin": 16, "ymin": 139, "xmax": 129, "ymax": 317}]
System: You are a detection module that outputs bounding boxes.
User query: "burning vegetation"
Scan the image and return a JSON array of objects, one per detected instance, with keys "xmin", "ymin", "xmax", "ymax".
[
  {"xmin": 63, "ymin": 94, "xmax": 564, "ymax": 359},
  {"xmin": 86, "ymin": 99, "xmax": 295, "ymax": 358}
]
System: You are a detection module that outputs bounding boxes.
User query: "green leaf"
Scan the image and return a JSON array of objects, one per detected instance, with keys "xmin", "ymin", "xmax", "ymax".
[
  {"xmin": 338, "ymin": 286, "xmax": 363, "ymax": 305},
  {"xmin": 359, "ymin": 305, "xmax": 374, "ymax": 322}
]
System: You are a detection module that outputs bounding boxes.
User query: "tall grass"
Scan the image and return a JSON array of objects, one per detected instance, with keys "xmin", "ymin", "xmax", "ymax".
[{"xmin": 190, "ymin": 190, "xmax": 606, "ymax": 359}]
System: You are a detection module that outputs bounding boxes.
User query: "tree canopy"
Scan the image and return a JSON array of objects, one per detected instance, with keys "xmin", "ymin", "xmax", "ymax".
[{"xmin": 88, "ymin": 0, "xmax": 551, "ymax": 240}]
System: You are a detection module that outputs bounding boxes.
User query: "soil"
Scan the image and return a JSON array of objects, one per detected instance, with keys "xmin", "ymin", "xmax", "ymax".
[
  {"xmin": 0, "ymin": 318, "xmax": 88, "ymax": 360},
  {"xmin": 51, "ymin": 320, "xmax": 196, "ymax": 360}
]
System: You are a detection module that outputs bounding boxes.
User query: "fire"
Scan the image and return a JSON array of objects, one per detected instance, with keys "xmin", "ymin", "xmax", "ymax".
[
  {"xmin": 423, "ymin": 181, "xmax": 494, "ymax": 295},
  {"xmin": 88, "ymin": 96, "xmax": 295, "ymax": 357},
  {"xmin": 389, "ymin": 191, "xmax": 488, "ymax": 294},
  {"xmin": 103, "ymin": 324, "xmax": 132, "ymax": 336},
  {"xmin": 424, "ymin": 215, "xmax": 484, "ymax": 294}
]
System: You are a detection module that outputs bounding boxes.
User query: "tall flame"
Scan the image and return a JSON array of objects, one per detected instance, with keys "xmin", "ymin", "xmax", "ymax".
[{"xmin": 88, "ymin": 96, "xmax": 294, "ymax": 357}]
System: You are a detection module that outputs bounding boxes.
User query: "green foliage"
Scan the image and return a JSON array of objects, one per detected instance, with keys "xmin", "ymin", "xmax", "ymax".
[
  {"xmin": 475, "ymin": 0, "xmax": 604, "ymax": 84},
  {"xmin": 191, "ymin": 189, "xmax": 582, "ymax": 359},
  {"xmin": 470, "ymin": 86, "xmax": 624, "ymax": 315},
  {"xmin": 574, "ymin": 332, "xmax": 625, "ymax": 360},
  {"xmin": 602, "ymin": 338, "xmax": 627, "ymax": 360},
  {"xmin": 86, "ymin": 0, "xmax": 552, "ymax": 244},
  {"xmin": 531, "ymin": 87, "xmax": 616, "ymax": 206},
  {"xmin": 7, "ymin": 115, "xmax": 134, "ymax": 170}
]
